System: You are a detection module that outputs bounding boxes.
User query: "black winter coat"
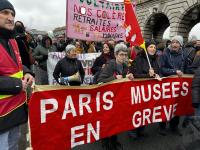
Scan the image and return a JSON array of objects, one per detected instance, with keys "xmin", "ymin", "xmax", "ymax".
[
  {"xmin": 91, "ymin": 53, "xmax": 114, "ymax": 75},
  {"xmin": 15, "ymin": 35, "xmax": 31, "ymax": 69},
  {"xmin": 97, "ymin": 59, "xmax": 129, "ymax": 83},
  {"xmin": 131, "ymin": 52, "xmax": 159, "ymax": 78},
  {"xmin": 192, "ymin": 66, "xmax": 200, "ymax": 106},
  {"xmin": 159, "ymin": 48, "xmax": 185, "ymax": 77},
  {"xmin": 53, "ymin": 56, "xmax": 85, "ymax": 86}
]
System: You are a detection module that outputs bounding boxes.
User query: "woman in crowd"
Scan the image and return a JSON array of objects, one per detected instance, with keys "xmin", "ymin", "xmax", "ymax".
[
  {"xmin": 131, "ymin": 40, "xmax": 160, "ymax": 78},
  {"xmin": 14, "ymin": 21, "xmax": 32, "ymax": 69},
  {"xmin": 53, "ymin": 44, "xmax": 85, "ymax": 86},
  {"xmin": 97, "ymin": 43, "xmax": 134, "ymax": 150},
  {"xmin": 91, "ymin": 42, "xmax": 115, "ymax": 84},
  {"xmin": 129, "ymin": 40, "xmax": 160, "ymax": 138},
  {"xmin": 75, "ymin": 40, "xmax": 84, "ymax": 54},
  {"xmin": 32, "ymin": 36, "xmax": 56, "ymax": 84}
]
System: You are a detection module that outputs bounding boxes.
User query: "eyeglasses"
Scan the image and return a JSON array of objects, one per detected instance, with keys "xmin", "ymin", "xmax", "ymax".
[{"xmin": 118, "ymin": 53, "xmax": 128, "ymax": 57}]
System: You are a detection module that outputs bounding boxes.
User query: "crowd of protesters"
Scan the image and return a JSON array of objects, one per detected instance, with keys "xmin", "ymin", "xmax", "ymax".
[
  {"xmin": 23, "ymin": 30, "xmax": 200, "ymax": 150},
  {"xmin": 1, "ymin": 0, "xmax": 200, "ymax": 150},
  {"xmin": 13, "ymin": 27, "xmax": 200, "ymax": 150}
]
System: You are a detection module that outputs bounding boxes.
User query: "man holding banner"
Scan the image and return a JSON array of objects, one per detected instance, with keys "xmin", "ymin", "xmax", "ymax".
[
  {"xmin": 0, "ymin": 0, "xmax": 34, "ymax": 149},
  {"xmin": 159, "ymin": 35, "xmax": 185, "ymax": 136},
  {"xmin": 97, "ymin": 42, "xmax": 134, "ymax": 150}
]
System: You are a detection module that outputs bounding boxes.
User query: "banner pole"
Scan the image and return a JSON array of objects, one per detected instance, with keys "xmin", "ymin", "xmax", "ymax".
[
  {"xmin": 140, "ymin": 42, "xmax": 152, "ymax": 69},
  {"xmin": 26, "ymin": 82, "xmax": 35, "ymax": 150},
  {"xmin": 26, "ymin": 115, "xmax": 33, "ymax": 150}
]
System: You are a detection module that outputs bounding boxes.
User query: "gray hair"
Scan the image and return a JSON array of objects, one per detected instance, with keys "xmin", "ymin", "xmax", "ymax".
[
  {"xmin": 114, "ymin": 43, "xmax": 128, "ymax": 54},
  {"xmin": 65, "ymin": 44, "xmax": 76, "ymax": 53}
]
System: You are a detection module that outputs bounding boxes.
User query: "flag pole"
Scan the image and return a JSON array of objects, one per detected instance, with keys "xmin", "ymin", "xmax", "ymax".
[
  {"xmin": 140, "ymin": 42, "xmax": 152, "ymax": 69},
  {"xmin": 124, "ymin": 0, "xmax": 152, "ymax": 69}
]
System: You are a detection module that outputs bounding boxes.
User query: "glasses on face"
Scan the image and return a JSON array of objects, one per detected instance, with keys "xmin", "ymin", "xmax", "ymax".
[{"xmin": 118, "ymin": 53, "xmax": 128, "ymax": 57}]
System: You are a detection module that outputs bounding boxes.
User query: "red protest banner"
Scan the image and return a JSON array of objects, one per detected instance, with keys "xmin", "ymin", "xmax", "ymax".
[{"xmin": 29, "ymin": 76, "xmax": 194, "ymax": 150}]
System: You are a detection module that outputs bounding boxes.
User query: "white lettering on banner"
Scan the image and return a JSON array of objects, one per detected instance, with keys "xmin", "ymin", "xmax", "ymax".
[
  {"xmin": 96, "ymin": 92, "xmax": 100, "ymax": 112},
  {"xmin": 172, "ymin": 82, "xmax": 180, "ymax": 97},
  {"xmin": 132, "ymin": 111, "xmax": 141, "ymax": 128},
  {"xmin": 103, "ymin": 91, "xmax": 114, "ymax": 110},
  {"xmin": 181, "ymin": 82, "xmax": 189, "ymax": 96},
  {"xmin": 71, "ymin": 125, "xmax": 84, "ymax": 148},
  {"xmin": 163, "ymin": 104, "xmax": 172, "ymax": 121},
  {"xmin": 40, "ymin": 91, "xmax": 114, "ymax": 123},
  {"xmin": 40, "ymin": 99, "xmax": 58, "ymax": 123},
  {"xmin": 153, "ymin": 84, "xmax": 161, "ymax": 100},
  {"xmin": 171, "ymin": 103, "xmax": 178, "ymax": 118},
  {"xmin": 141, "ymin": 85, "xmax": 151, "ymax": 102},
  {"xmin": 142, "ymin": 109, "xmax": 151, "ymax": 125},
  {"xmin": 132, "ymin": 104, "xmax": 178, "ymax": 128},
  {"xmin": 62, "ymin": 96, "xmax": 77, "ymax": 120},
  {"xmin": 79, "ymin": 94, "xmax": 92, "ymax": 116},
  {"xmin": 162, "ymin": 82, "xmax": 171, "ymax": 99},
  {"xmin": 131, "ymin": 82, "xmax": 189, "ymax": 105},
  {"xmin": 131, "ymin": 86, "xmax": 141, "ymax": 104},
  {"xmin": 152, "ymin": 106, "xmax": 162, "ymax": 123},
  {"xmin": 71, "ymin": 121, "xmax": 100, "ymax": 148}
]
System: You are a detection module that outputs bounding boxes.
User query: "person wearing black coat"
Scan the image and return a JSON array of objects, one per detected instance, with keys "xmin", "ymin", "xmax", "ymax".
[
  {"xmin": 14, "ymin": 21, "xmax": 32, "ymax": 69},
  {"xmin": 129, "ymin": 40, "xmax": 160, "ymax": 138},
  {"xmin": 159, "ymin": 35, "xmax": 185, "ymax": 136},
  {"xmin": 131, "ymin": 40, "xmax": 160, "ymax": 78},
  {"xmin": 91, "ymin": 43, "xmax": 114, "ymax": 84},
  {"xmin": 192, "ymin": 66, "xmax": 200, "ymax": 115},
  {"xmin": 184, "ymin": 36, "xmax": 200, "ymax": 74},
  {"xmin": 53, "ymin": 44, "xmax": 85, "ymax": 86},
  {"xmin": 0, "ymin": 1, "xmax": 34, "ymax": 149}
]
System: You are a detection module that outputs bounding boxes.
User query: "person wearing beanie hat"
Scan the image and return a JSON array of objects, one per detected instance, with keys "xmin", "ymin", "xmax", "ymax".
[
  {"xmin": 159, "ymin": 35, "xmax": 186, "ymax": 136},
  {"xmin": 0, "ymin": 0, "xmax": 15, "ymax": 16},
  {"xmin": 128, "ymin": 39, "xmax": 160, "ymax": 138},
  {"xmin": 53, "ymin": 44, "xmax": 85, "ymax": 86},
  {"xmin": 145, "ymin": 40, "xmax": 157, "ymax": 50},
  {"xmin": 0, "ymin": 1, "xmax": 34, "ymax": 150},
  {"xmin": 0, "ymin": 0, "xmax": 16, "ymax": 33},
  {"xmin": 184, "ymin": 35, "xmax": 200, "ymax": 74},
  {"xmin": 132, "ymin": 40, "xmax": 160, "ymax": 78},
  {"xmin": 171, "ymin": 35, "xmax": 183, "ymax": 47}
]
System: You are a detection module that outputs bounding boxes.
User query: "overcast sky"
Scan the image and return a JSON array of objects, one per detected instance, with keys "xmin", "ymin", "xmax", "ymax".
[
  {"xmin": 12, "ymin": 0, "xmax": 66, "ymax": 31},
  {"xmin": 12, "ymin": 0, "xmax": 199, "ymax": 39}
]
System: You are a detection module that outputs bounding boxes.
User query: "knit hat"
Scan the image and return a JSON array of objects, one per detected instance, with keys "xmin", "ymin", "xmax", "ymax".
[
  {"xmin": 145, "ymin": 40, "xmax": 156, "ymax": 49},
  {"xmin": 189, "ymin": 35, "xmax": 200, "ymax": 42},
  {"xmin": 0, "ymin": 0, "xmax": 15, "ymax": 15},
  {"xmin": 171, "ymin": 35, "xmax": 183, "ymax": 46}
]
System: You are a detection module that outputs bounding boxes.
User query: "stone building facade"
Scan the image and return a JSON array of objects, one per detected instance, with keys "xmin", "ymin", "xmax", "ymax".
[{"xmin": 136, "ymin": 0, "xmax": 200, "ymax": 41}]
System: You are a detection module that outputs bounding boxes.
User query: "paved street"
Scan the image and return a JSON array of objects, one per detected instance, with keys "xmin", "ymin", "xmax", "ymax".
[
  {"xmin": 19, "ymin": 118, "xmax": 200, "ymax": 150},
  {"xmin": 72, "ymin": 120, "xmax": 200, "ymax": 150}
]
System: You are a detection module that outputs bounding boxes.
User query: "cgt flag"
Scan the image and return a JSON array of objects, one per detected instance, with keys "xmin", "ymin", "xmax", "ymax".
[{"xmin": 124, "ymin": 0, "xmax": 145, "ymax": 49}]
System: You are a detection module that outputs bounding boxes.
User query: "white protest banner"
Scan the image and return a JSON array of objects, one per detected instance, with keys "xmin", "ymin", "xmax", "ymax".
[{"xmin": 47, "ymin": 52, "xmax": 100, "ymax": 85}]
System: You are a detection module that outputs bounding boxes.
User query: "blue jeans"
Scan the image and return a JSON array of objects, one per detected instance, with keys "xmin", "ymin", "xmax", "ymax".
[{"xmin": 0, "ymin": 126, "xmax": 20, "ymax": 150}]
